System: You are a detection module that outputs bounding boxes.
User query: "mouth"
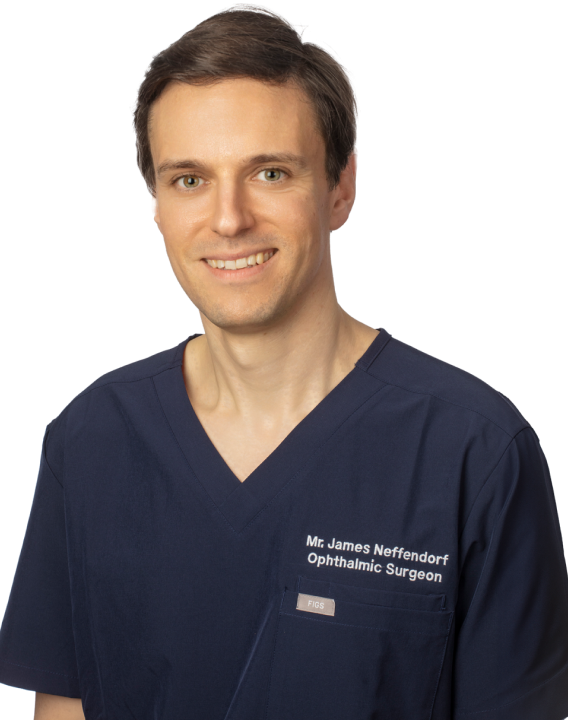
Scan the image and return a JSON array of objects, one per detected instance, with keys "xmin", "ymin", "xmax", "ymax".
[
  {"xmin": 202, "ymin": 248, "xmax": 278, "ymax": 282},
  {"xmin": 204, "ymin": 249, "xmax": 276, "ymax": 271}
]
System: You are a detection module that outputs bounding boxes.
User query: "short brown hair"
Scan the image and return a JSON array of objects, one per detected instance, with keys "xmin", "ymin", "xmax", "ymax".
[{"xmin": 134, "ymin": 5, "xmax": 357, "ymax": 194}]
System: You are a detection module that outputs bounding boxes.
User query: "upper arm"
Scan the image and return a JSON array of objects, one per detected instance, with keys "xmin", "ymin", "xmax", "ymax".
[{"xmin": 34, "ymin": 692, "xmax": 85, "ymax": 720}]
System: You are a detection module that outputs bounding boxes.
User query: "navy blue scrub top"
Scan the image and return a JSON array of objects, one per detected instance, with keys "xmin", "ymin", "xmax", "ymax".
[{"xmin": 1, "ymin": 329, "xmax": 568, "ymax": 720}]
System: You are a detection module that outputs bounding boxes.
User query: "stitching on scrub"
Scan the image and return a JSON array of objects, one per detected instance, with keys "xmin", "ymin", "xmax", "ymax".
[
  {"xmin": 0, "ymin": 658, "xmax": 79, "ymax": 680},
  {"xmin": 335, "ymin": 597, "xmax": 446, "ymax": 616},
  {"xmin": 428, "ymin": 611, "xmax": 455, "ymax": 720},
  {"xmin": 459, "ymin": 428, "xmax": 530, "ymax": 632},
  {"xmin": 41, "ymin": 440, "xmax": 65, "ymax": 491},
  {"xmin": 458, "ymin": 432, "xmax": 521, "ymax": 541},
  {"xmin": 361, "ymin": 373, "xmax": 528, "ymax": 440},
  {"xmin": 297, "ymin": 576, "xmax": 446, "ymax": 613},
  {"xmin": 152, "ymin": 384, "xmax": 239, "ymax": 536},
  {"xmin": 48, "ymin": 361, "xmax": 184, "ymax": 469},
  {"xmin": 150, "ymin": 376, "xmax": 210, "ymax": 502},
  {"xmin": 223, "ymin": 594, "xmax": 278, "ymax": 720},
  {"xmin": 279, "ymin": 610, "xmax": 452, "ymax": 636},
  {"xmin": 297, "ymin": 574, "xmax": 331, "ymax": 597},
  {"xmin": 264, "ymin": 608, "xmax": 286, "ymax": 720},
  {"xmin": 354, "ymin": 330, "xmax": 392, "ymax": 371},
  {"xmin": 454, "ymin": 656, "xmax": 568, "ymax": 715},
  {"xmin": 63, "ymin": 336, "xmax": 198, "ymax": 408},
  {"xmin": 149, "ymin": 368, "xmax": 236, "ymax": 534}
]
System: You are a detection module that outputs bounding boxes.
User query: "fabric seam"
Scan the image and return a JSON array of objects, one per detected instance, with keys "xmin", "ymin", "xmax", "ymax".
[{"xmin": 0, "ymin": 657, "xmax": 79, "ymax": 680}]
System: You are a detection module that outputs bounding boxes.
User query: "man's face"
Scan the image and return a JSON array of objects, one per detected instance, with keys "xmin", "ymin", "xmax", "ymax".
[{"xmin": 150, "ymin": 78, "xmax": 354, "ymax": 331}]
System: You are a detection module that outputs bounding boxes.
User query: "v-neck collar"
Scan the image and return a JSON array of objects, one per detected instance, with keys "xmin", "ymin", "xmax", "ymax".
[{"xmin": 154, "ymin": 329, "xmax": 391, "ymax": 533}]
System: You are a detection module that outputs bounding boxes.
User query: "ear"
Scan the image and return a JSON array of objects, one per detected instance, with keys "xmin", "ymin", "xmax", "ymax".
[
  {"xmin": 153, "ymin": 198, "xmax": 162, "ymax": 233},
  {"xmin": 329, "ymin": 152, "xmax": 357, "ymax": 233}
]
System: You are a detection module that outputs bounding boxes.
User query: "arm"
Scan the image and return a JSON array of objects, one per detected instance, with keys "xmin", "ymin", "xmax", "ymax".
[{"xmin": 34, "ymin": 693, "xmax": 85, "ymax": 720}]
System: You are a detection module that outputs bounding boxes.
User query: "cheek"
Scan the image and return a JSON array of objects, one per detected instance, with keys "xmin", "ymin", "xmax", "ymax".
[
  {"xmin": 160, "ymin": 206, "xmax": 186, "ymax": 238},
  {"xmin": 156, "ymin": 194, "xmax": 209, "ymax": 240},
  {"xmin": 269, "ymin": 189, "xmax": 321, "ymax": 246},
  {"xmin": 157, "ymin": 205, "xmax": 211, "ymax": 270},
  {"xmin": 164, "ymin": 238, "xmax": 182, "ymax": 283}
]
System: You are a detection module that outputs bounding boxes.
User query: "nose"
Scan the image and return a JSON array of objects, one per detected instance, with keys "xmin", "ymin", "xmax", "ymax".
[{"xmin": 209, "ymin": 179, "xmax": 254, "ymax": 238}]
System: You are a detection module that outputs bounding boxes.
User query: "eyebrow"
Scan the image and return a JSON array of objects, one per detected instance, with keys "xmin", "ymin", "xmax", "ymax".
[{"xmin": 156, "ymin": 152, "xmax": 309, "ymax": 177}]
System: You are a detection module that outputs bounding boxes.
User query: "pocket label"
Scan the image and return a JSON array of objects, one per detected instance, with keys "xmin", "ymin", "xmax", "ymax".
[{"xmin": 296, "ymin": 593, "xmax": 335, "ymax": 616}]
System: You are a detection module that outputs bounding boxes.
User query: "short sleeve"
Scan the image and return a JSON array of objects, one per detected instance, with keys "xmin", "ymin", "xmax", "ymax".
[
  {"xmin": 0, "ymin": 426, "xmax": 81, "ymax": 697},
  {"xmin": 453, "ymin": 427, "xmax": 568, "ymax": 719}
]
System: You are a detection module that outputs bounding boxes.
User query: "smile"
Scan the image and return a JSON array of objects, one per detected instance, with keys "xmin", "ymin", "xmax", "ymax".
[
  {"xmin": 201, "ymin": 248, "xmax": 278, "ymax": 284},
  {"xmin": 205, "ymin": 249, "xmax": 275, "ymax": 270}
]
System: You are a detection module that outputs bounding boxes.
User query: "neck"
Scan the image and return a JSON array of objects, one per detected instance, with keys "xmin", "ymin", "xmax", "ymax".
[{"xmin": 183, "ymin": 280, "xmax": 378, "ymax": 425}]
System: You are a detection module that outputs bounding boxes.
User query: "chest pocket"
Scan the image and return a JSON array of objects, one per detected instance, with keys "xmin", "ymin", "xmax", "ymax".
[{"xmin": 265, "ymin": 576, "xmax": 453, "ymax": 720}]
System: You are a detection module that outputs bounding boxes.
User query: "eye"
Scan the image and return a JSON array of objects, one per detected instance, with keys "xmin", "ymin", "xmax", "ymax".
[
  {"xmin": 257, "ymin": 168, "xmax": 285, "ymax": 182},
  {"xmin": 172, "ymin": 168, "xmax": 288, "ymax": 191},
  {"xmin": 176, "ymin": 175, "xmax": 202, "ymax": 190}
]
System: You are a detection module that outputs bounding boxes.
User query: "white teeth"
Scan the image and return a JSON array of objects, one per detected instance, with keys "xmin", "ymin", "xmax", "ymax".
[{"xmin": 206, "ymin": 250, "xmax": 275, "ymax": 269}]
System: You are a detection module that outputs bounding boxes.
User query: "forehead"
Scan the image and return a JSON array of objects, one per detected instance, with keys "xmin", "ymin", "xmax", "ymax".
[{"xmin": 149, "ymin": 78, "xmax": 323, "ymax": 167}]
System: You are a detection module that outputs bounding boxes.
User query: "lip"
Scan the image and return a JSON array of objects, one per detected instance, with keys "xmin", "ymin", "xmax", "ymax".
[
  {"xmin": 201, "ymin": 247, "xmax": 276, "ymax": 263},
  {"xmin": 202, "ymin": 249, "xmax": 277, "ymax": 280}
]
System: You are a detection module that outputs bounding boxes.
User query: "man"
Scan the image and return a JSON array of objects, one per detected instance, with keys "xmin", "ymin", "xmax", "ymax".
[{"xmin": 1, "ymin": 7, "xmax": 567, "ymax": 720}]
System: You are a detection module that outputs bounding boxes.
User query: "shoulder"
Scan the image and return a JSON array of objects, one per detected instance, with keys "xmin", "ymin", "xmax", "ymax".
[
  {"xmin": 74, "ymin": 341, "xmax": 186, "ymax": 397},
  {"xmin": 66, "ymin": 334, "xmax": 196, "ymax": 404},
  {"xmin": 43, "ymin": 335, "xmax": 194, "ymax": 465},
  {"xmin": 365, "ymin": 331, "xmax": 529, "ymax": 439}
]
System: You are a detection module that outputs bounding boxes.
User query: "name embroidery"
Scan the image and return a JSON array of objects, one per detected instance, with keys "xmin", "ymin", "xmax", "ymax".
[{"xmin": 305, "ymin": 535, "xmax": 449, "ymax": 584}]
